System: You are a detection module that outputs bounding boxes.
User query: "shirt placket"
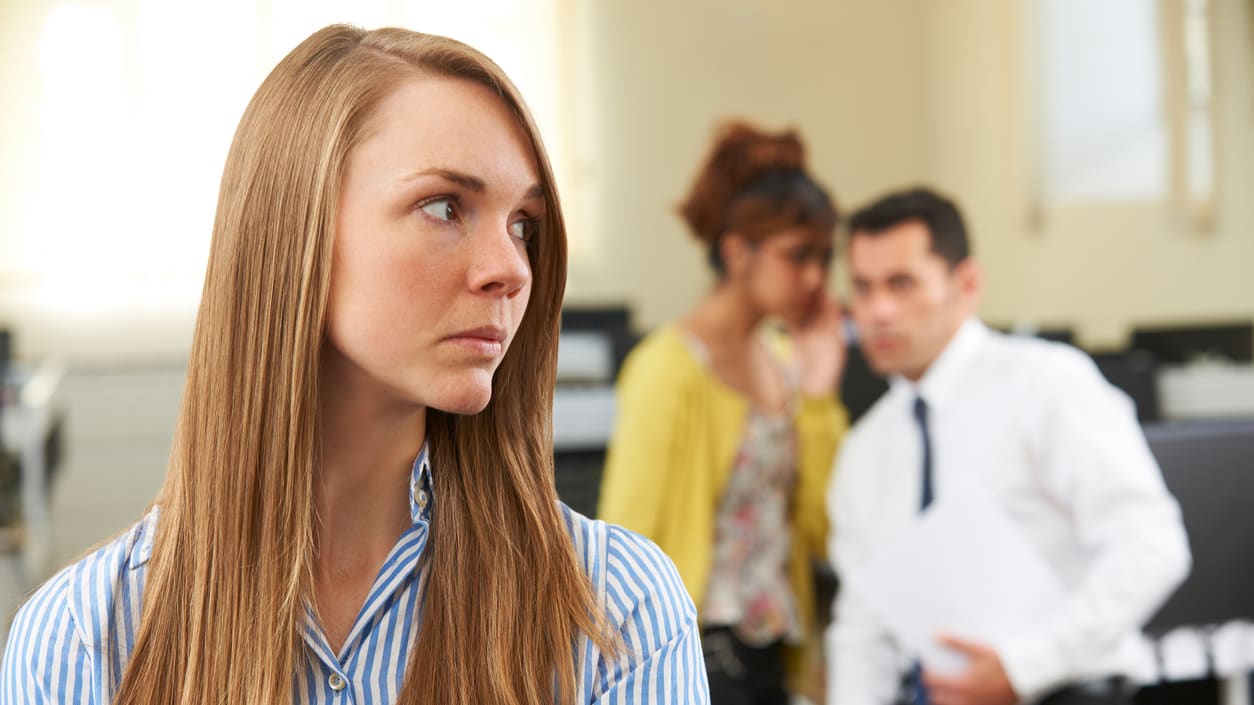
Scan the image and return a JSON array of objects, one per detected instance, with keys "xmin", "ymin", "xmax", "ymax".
[{"xmin": 298, "ymin": 451, "xmax": 434, "ymax": 703}]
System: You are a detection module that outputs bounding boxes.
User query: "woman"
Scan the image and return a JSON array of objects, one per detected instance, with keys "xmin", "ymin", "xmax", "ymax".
[
  {"xmin": 1, "ymin": 25, "xmax": 706, "ymax": 705},
  {"xmin": 598, "ymin": 122, "xmax": 848, "ymax": 704}
]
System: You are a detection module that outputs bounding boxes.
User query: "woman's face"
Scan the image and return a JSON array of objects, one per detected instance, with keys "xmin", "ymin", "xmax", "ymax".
[
  {"xmin": 324, "ymin": 74, "xmax": 543, "ymax": 415},
  {"xmin": 741, "ymin": 227, "xmax": 834, "ymax": 326}
]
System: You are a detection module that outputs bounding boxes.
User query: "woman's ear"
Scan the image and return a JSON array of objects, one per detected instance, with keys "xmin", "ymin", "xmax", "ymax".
[{"xmin": 720, "ymin": 231, "xmax": 753, "ymax": 278}]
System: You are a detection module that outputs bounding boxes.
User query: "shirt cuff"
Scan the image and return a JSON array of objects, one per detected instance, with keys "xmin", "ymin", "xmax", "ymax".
[{"xmin": 997, "ymin": 632, "xmax": 1069, "ymax": 703}]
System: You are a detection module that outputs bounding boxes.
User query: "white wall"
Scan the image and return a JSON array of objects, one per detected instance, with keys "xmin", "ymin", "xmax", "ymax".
[
  {"xmin": 918, "ymin": 0, "xmax": 1254, "ymax": 349},
  {"xmin": 4, "ymin": 1, "xmax": 1252, "ymax": 359},
  {"xmin": 564, "ymin": 0, "xmax": 1254, "ymax": 351},
  {"xmin": 563, "ymin": 0, "xmax": 931, "ymax": 330}
]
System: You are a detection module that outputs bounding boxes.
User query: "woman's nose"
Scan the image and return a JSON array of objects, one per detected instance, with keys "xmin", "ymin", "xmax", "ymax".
[
  {"xmin": 467, "ymin": 224, "xmax": 531, "ymax": 298},
  {"xmin": 802, "ymin": 260, "xmax": 827, "ymax": 290}
]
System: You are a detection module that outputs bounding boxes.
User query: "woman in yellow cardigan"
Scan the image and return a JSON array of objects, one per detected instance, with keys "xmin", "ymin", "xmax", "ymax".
[{"xmin": 598, "ymin": 121, "xmax": 848, "ymax": 704}]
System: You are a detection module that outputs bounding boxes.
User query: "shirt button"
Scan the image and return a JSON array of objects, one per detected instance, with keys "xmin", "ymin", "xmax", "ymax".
[
  {"xmin": 328, "ymin": 673, "xmax": 347, "ymax": 691},
  {"xmin": 416, "ymin": 489, "xmax": 429, "ymax": 508}
]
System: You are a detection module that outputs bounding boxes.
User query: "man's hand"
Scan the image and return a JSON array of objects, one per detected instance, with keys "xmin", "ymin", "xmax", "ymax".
[{"xmin": 922, "ymin": 635, "xmax": 1019, "ymax": 705}]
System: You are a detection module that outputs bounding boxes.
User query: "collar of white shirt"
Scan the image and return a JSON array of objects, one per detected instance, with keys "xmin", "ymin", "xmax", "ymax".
[{"xmin": 888, "ymin": 317, "xmax": 990, "ymax": 412}]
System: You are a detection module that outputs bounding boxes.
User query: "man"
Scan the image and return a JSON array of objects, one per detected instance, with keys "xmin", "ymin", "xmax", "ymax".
[{"xmin": 824, "ymin": 188, "xmax": 1191, "ymax": 705}]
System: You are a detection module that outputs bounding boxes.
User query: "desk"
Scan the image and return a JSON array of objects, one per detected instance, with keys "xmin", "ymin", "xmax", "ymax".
[
  {"xmin": 1132, "ymin": 420, "xmax": 1254, "ymax": 705},
  {"xmin": 552, "ymin": 322, "xmax": 620, "ymax": 518},
  {"xmin": 0, "ymin": 359, "xmax": 66, "ymax": 583},
  {"xmin": 553, "ymin": 385, "xmax": 616, "ymax": 518}
]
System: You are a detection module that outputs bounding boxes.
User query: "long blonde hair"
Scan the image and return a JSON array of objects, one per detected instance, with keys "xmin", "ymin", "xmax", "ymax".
[{"xmin": 115, "ymin": 24, "xmax": 611, "ymax": 705}]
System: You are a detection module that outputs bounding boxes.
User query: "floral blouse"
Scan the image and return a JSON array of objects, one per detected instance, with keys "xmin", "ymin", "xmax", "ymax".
[{"xmin": 684, "ymin": 333, "xmax": 803, "ymax": 647}]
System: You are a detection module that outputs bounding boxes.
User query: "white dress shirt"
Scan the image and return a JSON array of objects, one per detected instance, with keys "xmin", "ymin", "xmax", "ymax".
[{"xmin": 825, "ymin": 319, "xmax": 1191, "ymax": 704}]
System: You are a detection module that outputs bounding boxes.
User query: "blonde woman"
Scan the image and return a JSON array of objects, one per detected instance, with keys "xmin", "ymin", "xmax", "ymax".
[{"xmin": 1, "ymin": 25, "xmax": 707, "ymax": 705}]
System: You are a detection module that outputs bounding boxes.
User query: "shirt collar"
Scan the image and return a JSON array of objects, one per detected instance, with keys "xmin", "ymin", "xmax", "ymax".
[
  {"xmin": 131, "ymin": 443, "xmax": 435, "ymax": 571},
  {"xmin": 889, "ymin": 317, "xmax": 989, "ymax": 410},
  {"xmin": 132, "ymin": 507, "xmax": 157, "ymax": 569},
  {"xmin": 408, "ymin": 441, "xmax": 434, "ymax": 524}
]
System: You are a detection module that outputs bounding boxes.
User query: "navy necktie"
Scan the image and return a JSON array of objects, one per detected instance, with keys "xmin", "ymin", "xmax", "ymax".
[
  {"xmin": 914, "ymin": 396, "xmax": 934, "ymax": 511},
  {"xmin": 905, "ymin": 396, "xmax": 933, "ymax": 705}
]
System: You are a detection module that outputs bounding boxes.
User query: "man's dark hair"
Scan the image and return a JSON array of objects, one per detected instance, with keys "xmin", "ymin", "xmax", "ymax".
[{"xmin": 846, "ymin": 187, "xmax": 970, "ymax": 268}]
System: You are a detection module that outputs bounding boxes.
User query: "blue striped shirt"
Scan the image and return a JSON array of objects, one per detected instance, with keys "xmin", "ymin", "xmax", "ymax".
[{"xmin": 0, "ymin": 448, "xmax": 709, "ymax": 704}]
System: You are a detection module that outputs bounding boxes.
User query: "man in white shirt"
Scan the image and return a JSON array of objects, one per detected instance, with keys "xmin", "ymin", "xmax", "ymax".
[{"xmin": 824, "ymin": 188, "xmax": 1191, "ymax": 705}]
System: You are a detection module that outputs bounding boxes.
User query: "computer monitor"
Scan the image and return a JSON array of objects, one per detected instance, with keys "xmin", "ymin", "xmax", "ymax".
[
  {"xmin": 561, "ymin": 306, "xmax": 637, "ymax": 379},
  {"xmin": 1142, "ymin": 419, "xmax": 1254, "ymax": 635},
  {"xmin": 840, "ymin": 344, "xmax": 889, "ymax": 426},
  {"xmin": 1092, "ymin": 350, "xmax": 1161, "ymax": 423},
  {"xmin": 1132, "ymin": 322, "xmax": 1253, "ymax": 364},
  {"xmin": 0, "ymin": 328, "xmax": 10, "ymax": 383}
]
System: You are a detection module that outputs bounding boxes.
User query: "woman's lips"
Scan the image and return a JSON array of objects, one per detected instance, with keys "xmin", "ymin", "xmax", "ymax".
[{"xmin": 443, "ymin": 326, "xmax": 507, "ymax": 357}]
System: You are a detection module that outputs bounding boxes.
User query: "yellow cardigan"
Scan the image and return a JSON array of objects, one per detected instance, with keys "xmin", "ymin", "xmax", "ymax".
[{"xmin": 597, "ymin": 323, "xmax": 847, "ymax": 658}]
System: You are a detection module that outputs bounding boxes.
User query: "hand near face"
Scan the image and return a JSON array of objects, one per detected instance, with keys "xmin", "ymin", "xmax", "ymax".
[
  {"xmin": 922, "ymin": 636, "xmax": 1019, "ymax": 705},
  {"xmin": 786, "ymin": 295, "xmax": 846, "ymax": 398}
]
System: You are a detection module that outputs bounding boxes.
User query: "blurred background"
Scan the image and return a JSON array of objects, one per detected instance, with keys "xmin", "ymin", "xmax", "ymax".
[{"xmin": 1, "ymin": 0, "xmax": 1253, "ymax": 698}]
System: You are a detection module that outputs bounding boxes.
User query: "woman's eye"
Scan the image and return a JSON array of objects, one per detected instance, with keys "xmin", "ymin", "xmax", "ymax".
[
  {"xmin": 418, "ymin": 197, "xmax": 458, "ymax": 222},
  {"xmin": 787, "ymin": 246, "xmax": 833, "ymax": 267},
  {"xmin": 509, "ymin": 217, "xmax": 540, "ymax": 242}
]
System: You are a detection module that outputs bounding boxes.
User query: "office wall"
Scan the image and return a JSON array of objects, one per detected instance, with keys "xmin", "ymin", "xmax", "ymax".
[
  {"xmin": 918, "ymin": 0, "xmax": 1254, "ymax": 350},
  {"xmin": 562, "ymin": 0, "xmax": 930, "ymax": 331},
  {"xmin": 564, "ymin": 0, "xmax": 1254, "ymax": 351},
  {"xmin": 3, "ymin": 1, "xmax": 1251, "ymax": 357}
]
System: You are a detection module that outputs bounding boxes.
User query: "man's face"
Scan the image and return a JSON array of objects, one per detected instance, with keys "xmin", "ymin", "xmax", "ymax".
[{"xmin": 847, "ymin": 219, "xmax": 979, "ymax": 381}]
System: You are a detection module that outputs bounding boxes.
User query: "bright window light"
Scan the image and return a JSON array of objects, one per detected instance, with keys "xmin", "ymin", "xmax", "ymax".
[{"xmin": 6, "ymin": 1, "xmax": 561, "ymax": 355}]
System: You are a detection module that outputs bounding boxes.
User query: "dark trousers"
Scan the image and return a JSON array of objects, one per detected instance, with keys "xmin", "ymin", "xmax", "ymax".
[
  {"xmin": 1037, "ymin": 682, "xmax": 1133, "ymax": 705},
  {"xmin": 701, "ymin": 626, "xmax": 789, "ymax": 705},
  {"xmin": 895, "ymin": 677, "xmax": 1133, "ymax": 705}
]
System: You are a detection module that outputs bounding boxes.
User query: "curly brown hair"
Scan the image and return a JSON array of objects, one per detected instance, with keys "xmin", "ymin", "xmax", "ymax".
[{"xmin": 678, "ymin": 120, "xmax": 838, "ymax": 273}]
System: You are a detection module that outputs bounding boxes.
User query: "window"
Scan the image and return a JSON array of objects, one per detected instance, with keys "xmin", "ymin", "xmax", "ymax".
[
  {"xmin": 1177, "ymin": 0, "xmax": 1215, "ymax": 222},
  {"xmin": 5, "ymin": 0, "xmax": 562, "ymax": 329},
  {"xmin": 1031, "ymin": 0, "xmax": 1215, "ymax": 220}
]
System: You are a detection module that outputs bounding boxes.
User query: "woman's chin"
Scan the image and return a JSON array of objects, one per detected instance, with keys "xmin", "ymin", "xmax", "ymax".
[
  {"xmin": 428, "ymin": 383, "xmax": 494, "ymax": 416},
  {"xmin": 771, "ymin": 309, "xmax": 805, "ymax": 329},
  {"xmin": 440, "ymin": 397, "xmax": 492, "ymax": 416}
]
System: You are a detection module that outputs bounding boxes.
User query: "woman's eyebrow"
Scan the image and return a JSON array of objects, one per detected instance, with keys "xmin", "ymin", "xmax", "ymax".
[
  {"xmin": 400, "ymin": 167, "xmax": 486, "ymax": 192},
  {"xmin": 400, "ymin": 168, "xmax": 544, "ymax": 201}
]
